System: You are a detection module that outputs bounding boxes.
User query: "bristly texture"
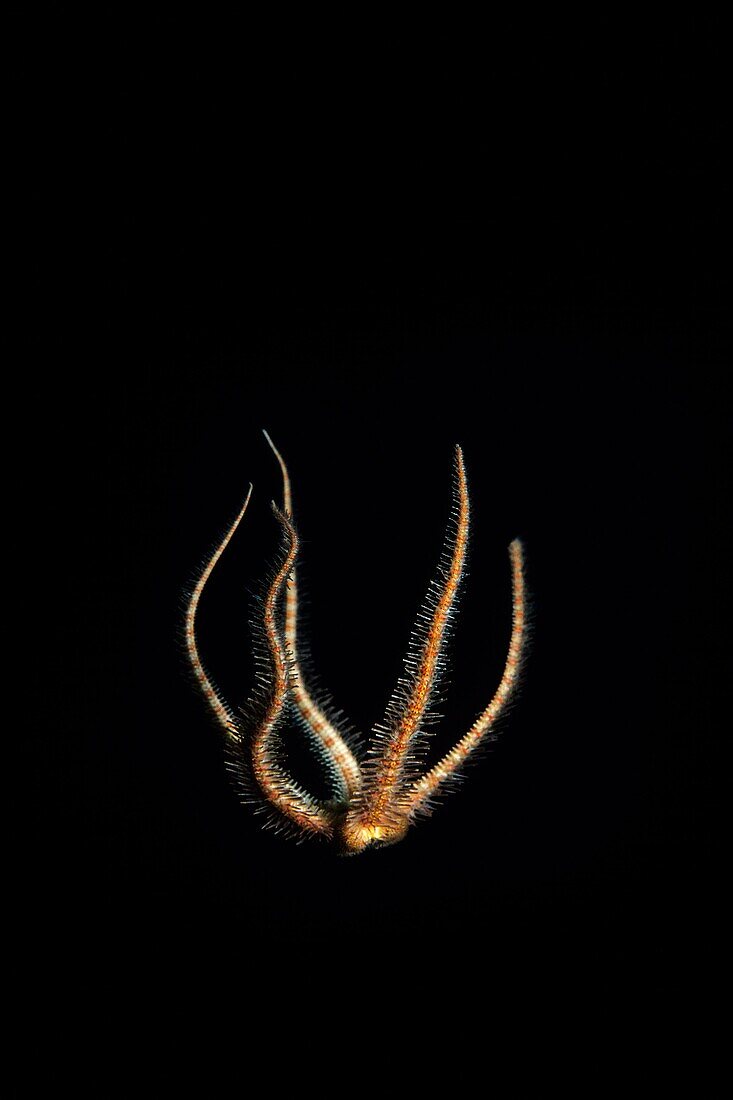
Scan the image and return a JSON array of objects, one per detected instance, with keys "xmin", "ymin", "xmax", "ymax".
[
  {"xmin": 263, "ymin": 431, "xmax": 363, "ymax": 803},
  {"xmin": 400, "ymin": 538, "xmax": 529, "ymax": 821},
  {"xmin": 184, "ymin": 437, "xmax": 529, "ymax": 855},
  {"xmin": 226, "ymin": 504, "xmax": 336, "ymax": 839},
  {"xmin": 345, "ymin": 446, "xmax": 470, "ymax": 847}
]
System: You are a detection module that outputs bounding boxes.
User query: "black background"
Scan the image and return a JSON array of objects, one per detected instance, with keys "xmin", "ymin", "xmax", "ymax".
[{"xmin": 23, "ymin": 12, "xmax": 728, "ymax": 1091}]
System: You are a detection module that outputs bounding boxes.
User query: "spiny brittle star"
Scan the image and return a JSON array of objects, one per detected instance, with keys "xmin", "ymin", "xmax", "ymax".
[{"xmin": 185, "ymin": 433, "xmax": 528, "ymax": 855}]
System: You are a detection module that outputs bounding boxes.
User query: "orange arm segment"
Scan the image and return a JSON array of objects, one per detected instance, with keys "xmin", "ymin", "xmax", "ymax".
[
  {"xmin": 262, "ymin": 430, "xmax": 363, "ymax": 801},
  {"xmin": 402, "ymin": 538, "xmax": 528, "ymax": 816},
  {"xmin": 184, "ymin": 487, "xmax": 253, "ymax": 737}
]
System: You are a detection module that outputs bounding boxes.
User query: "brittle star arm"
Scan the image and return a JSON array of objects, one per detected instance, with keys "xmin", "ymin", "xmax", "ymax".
[
  {"xmin": 343, "ymin": 445, "xmax": 470, "ymax": 847},
  {"xmin": 401, "ymin": 538, "xmax": 528, "ymax": 817},
  {"xmin": 184, "ymin": 486, "xmax": 253, "ymax": 738},
  {"xmin": 262, "ymin": 430, "xmax": 363, "ymax": 801},
  {"xmin": 243, "ymin": 504, "xmax": 335, "ymax": 838}
]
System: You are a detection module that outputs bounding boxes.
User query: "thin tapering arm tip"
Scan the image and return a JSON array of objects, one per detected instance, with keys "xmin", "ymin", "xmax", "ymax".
[
  {"xmin": 262, "ymin": 429, "xmax": 283, "ymax": 461},
  {"xmin": 271, "ymin": 499, "xmax": 286, "ymax": 518}
]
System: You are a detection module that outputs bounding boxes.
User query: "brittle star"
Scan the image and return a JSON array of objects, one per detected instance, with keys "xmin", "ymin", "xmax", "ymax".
[{"xmin": 185, "ymin": 434, "xmax": 528, "ymax": 855}]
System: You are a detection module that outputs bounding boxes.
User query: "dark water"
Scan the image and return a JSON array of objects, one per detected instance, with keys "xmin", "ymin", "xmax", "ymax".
[{"xmin": 22, "ymin": 17, "xmax": 727, "ymax": 1090}]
